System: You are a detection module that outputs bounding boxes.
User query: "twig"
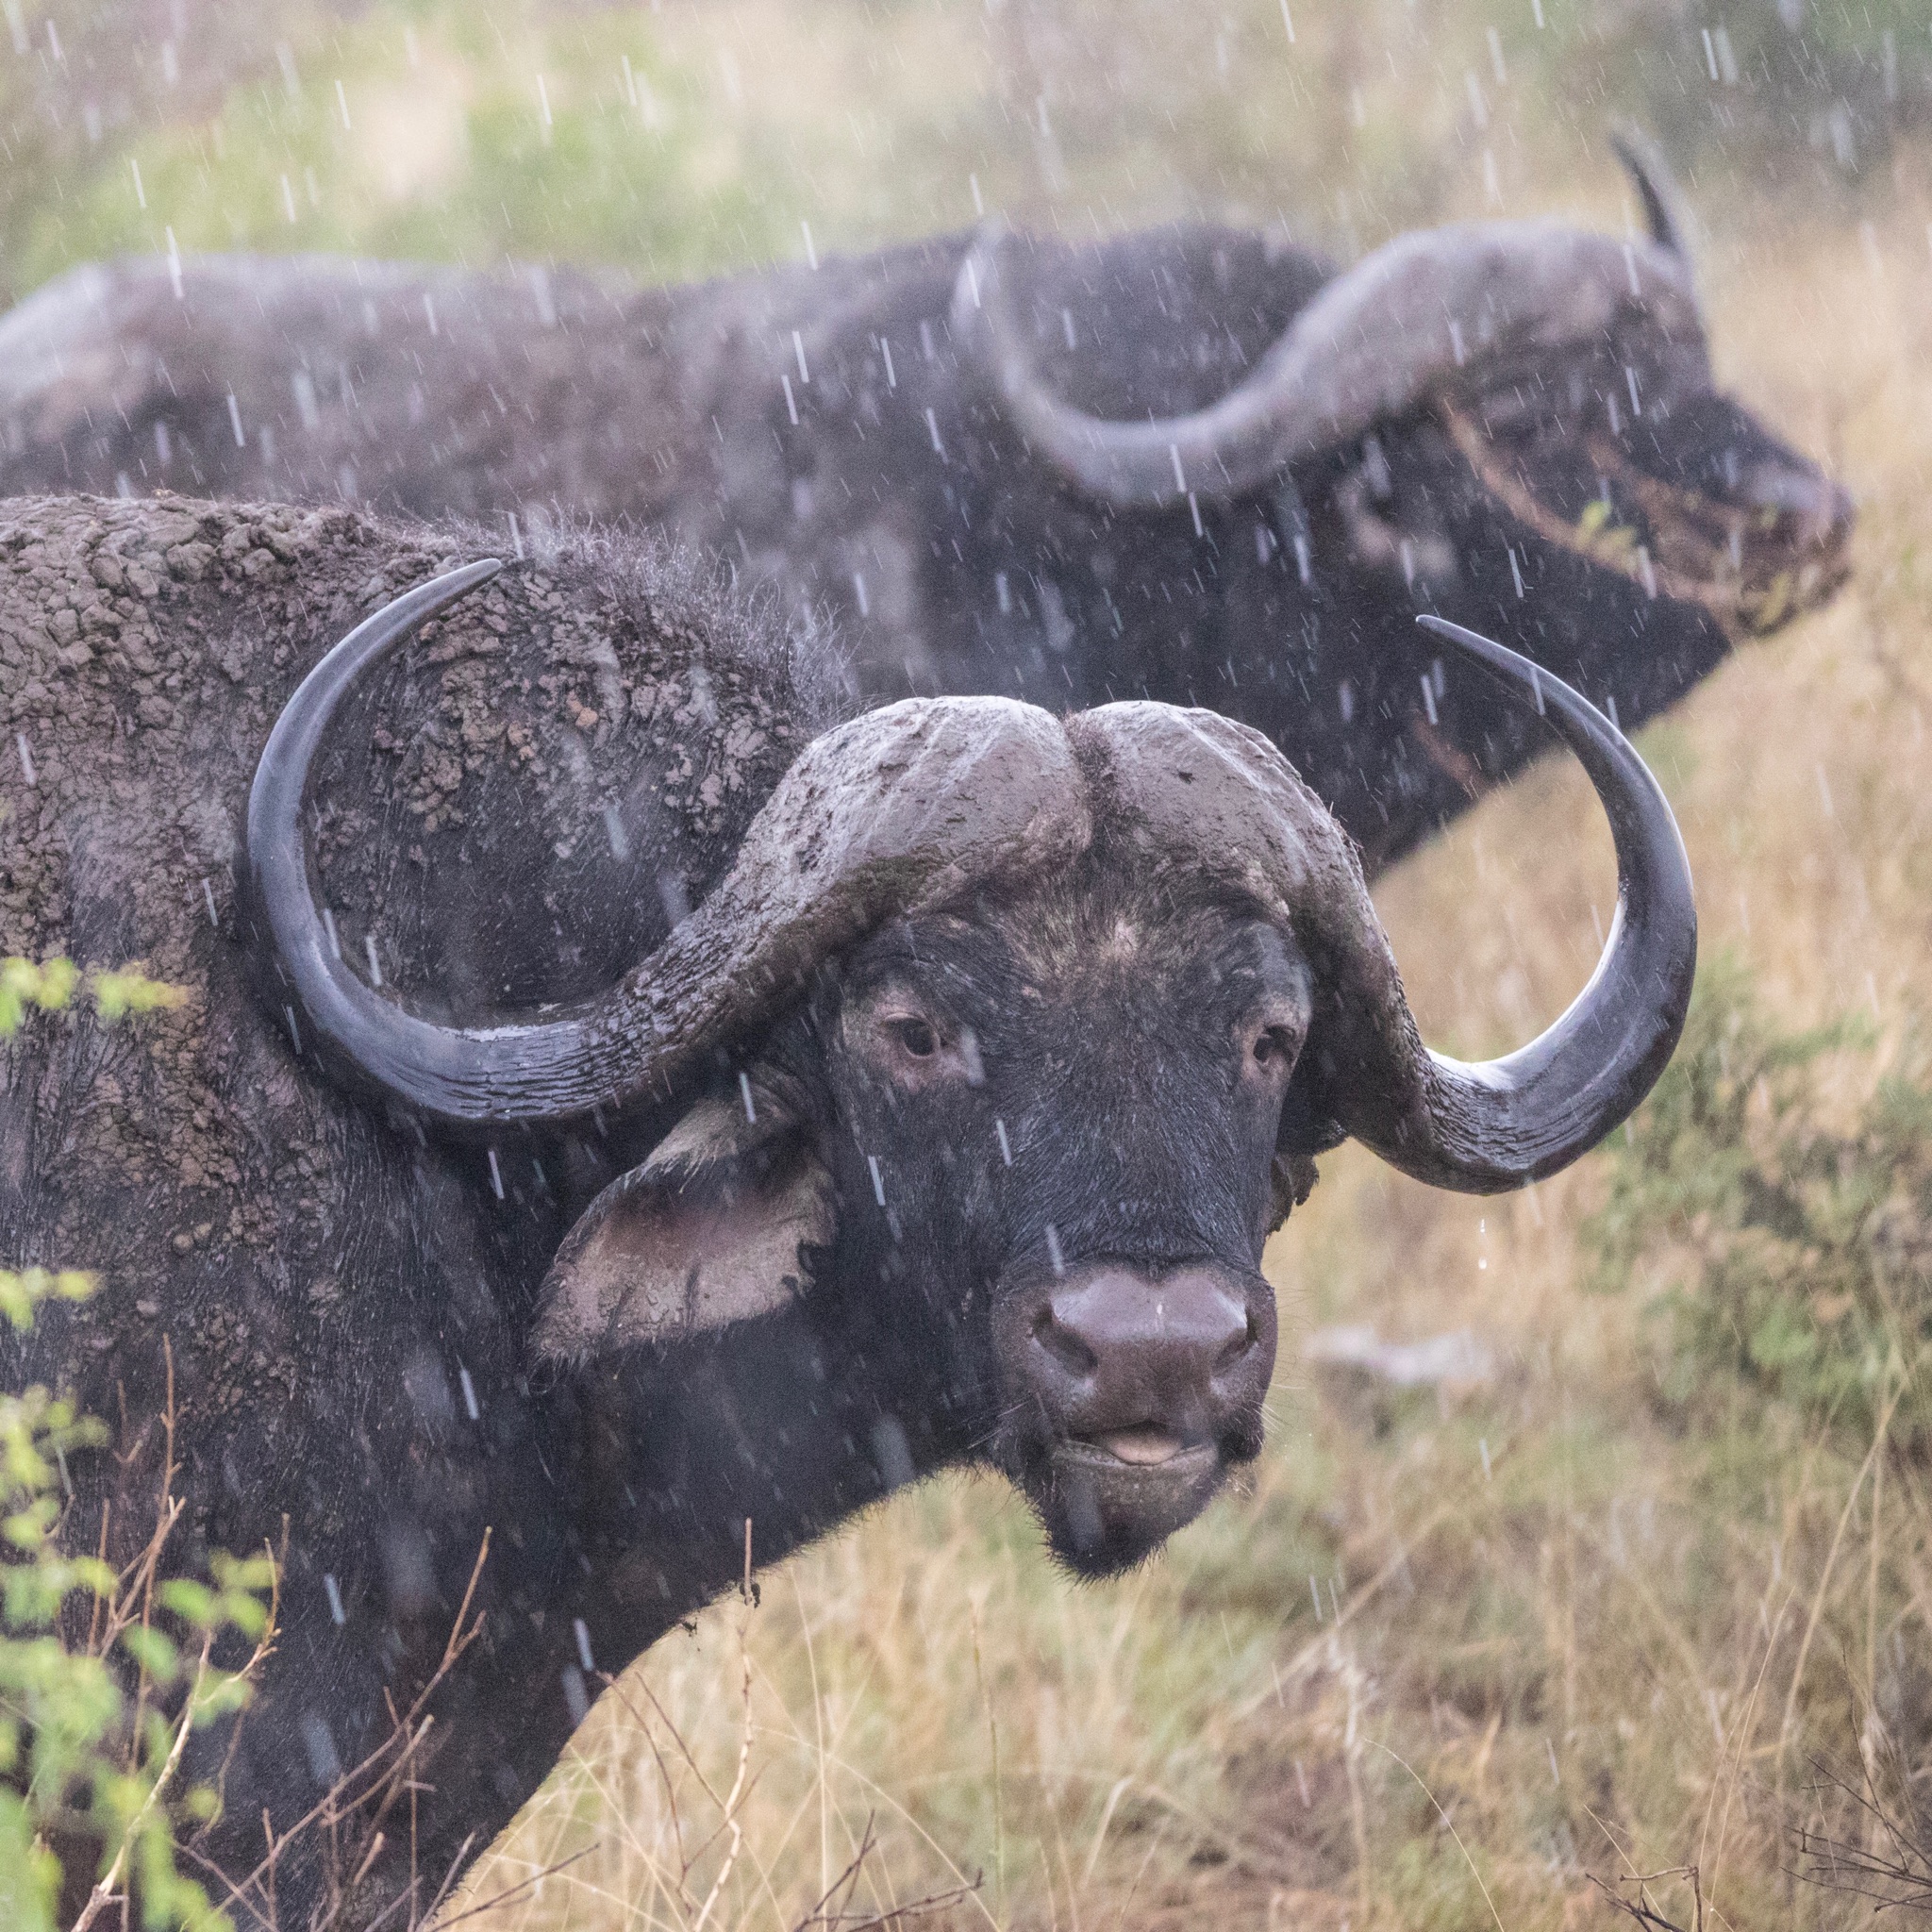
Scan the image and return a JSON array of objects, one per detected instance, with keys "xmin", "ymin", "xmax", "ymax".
[
  {"xmin": 211, "ymin": 1529, "xmax": 495, "ymax": 1929},
  {"xmin": 690, "ymin": 1628, "xmax": 757, "ymax": 1932},
  {"xmin": 1588, "ymin": 1865, "xmax": 1705, "ymax": 1932},
  {"xmin": 415, "ymin": 1829, "xmax": 478, "ymax": 1932},
  {"xmin": 787, "ymin": 1820, "xmax": 982, "ymax": 1932},
  {"xmin": 812, "ymin": 1883, "xmax": 984, "ymax": 1931},
  {"xmin": 1791, "ymin": 1753, "xmax": 1932, "ymax": 1913},
  {"xmin": 425, "ymin": 1843, "xmax": 599, "ymax": 1928},
  {"xmin": 595, "ymin": 1670, "xmax": 695, "ymax": 1890},
  {"xmin": 205, "ymin": 1524, "xmax": 287, "ymax": 1840},
  {"xmin": 70, "ymin": 1635, "xmax": 214, "ymax": 1932},
  {"xmin": 791, "ymin": 1815, "xmax": 877, "ymax": 1931},
  {"xmin": 1590, "ymin": 1877, "xmax": 1686, "ymax": 1931},
  {"xmin": 71, "ymin": 1362, "xmax": 284, "ymax": 1932}
]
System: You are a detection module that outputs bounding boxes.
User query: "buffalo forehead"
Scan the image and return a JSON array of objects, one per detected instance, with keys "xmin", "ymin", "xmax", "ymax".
[
  {"xmin": 920, "ymin": 867, "xmax": 1300, "ymax": 1021},
  {"xmin": 1073, "ymin": 702, "xmax": 1344, "ymax": 914},
  {"xmin": 737, "ymin": 694, "xmax": 1091, "ymax": 907}
]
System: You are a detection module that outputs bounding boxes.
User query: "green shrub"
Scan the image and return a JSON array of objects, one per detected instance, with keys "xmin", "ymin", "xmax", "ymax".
[
  {"xmin": 3, "ymin": 964, "xmax": 272, "ymax": 1932},
  {"xmin": 1588, "ymin": 953, "xmax": 1932, "ymax": 1446},
  {"xmin": 0, "ymin": 1366, "xmax": 276, "ymax": 1932}
]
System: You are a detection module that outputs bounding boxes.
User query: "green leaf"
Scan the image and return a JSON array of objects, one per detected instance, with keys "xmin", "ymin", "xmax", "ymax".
[
  {"xmin": 119, "ymin": 1624, "xmax": 181, "ymax": 1684},
  {"xmin": 157, "ymin": 1579, "xmax": 219, "ymax": 1630},
  {"xmin": 208, "ymin": 1551, "xmax": 277, "ymax": 1593},
  {"xmin": 0, "ymin": 1267, "xmax": 96, "ymax": 1333},
  {"xmin": 0, "ymin": 1791, "xmax": 59, "ymax": 1932},
  {"xmin": 89, "ymin": 966, "xmax": 189, "ymax": 1024},
  {"xmin": 0, "ymin": 957, "xmax": 78, "ymax": 1038},
  {"xmin": 190, "ymin": 1671, "xmax": 257, "ymax": 1724}
]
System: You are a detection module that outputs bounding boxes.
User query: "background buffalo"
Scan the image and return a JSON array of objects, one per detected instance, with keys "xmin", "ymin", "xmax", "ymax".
[{"xmin": 0, "ymin": 141, "xmax": 1851, "ymax": 870}]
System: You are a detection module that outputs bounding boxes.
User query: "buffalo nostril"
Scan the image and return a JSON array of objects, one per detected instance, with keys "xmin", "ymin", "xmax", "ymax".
[
  {"xmin": 1040, "ymin": 1268, "xmax": 1257, "ymax": 1399},
  {"xmin": 1214, "ymin": 1309, "xmax": 1259, "ymax": 1376},
  {"xmin": 1032, "ymin": 1307, "xmax": 1100, "ymax": 1377}
]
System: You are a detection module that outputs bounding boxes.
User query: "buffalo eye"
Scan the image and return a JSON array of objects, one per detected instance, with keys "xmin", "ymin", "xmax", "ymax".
[{"xmin": 890, "ymin": 1017, "xmax": 939, "ymax": 1059}]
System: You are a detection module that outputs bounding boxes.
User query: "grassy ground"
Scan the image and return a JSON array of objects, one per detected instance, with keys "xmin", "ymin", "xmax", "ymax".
[
  {"xmin": 443, "ymin": 105, "xmax": 1932, "ymax": 1932},
  {"xmin": 9, "ymin": 3, "xmax": 1932, "ymax": 1925}
]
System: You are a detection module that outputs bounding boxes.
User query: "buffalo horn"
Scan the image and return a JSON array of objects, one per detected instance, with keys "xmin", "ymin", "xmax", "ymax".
[
  {"xmin": 249, "ymin": 563, "xmax": 1091, "ymax": 1133},
  {"xmin": 955, "ymin": 205, "xmax": 1703, "ymax": 509},
  {"xmin": 1609, "ymin": 123, "xmax": 1694, "ymax": 264},
  {"xmin": 1075, "ymin": 622, "xmax": 1692, "ymax": 1191},
  {"xmin": 1342, "ymin": 616, "xmax": 1695, "ymax": 1188}
]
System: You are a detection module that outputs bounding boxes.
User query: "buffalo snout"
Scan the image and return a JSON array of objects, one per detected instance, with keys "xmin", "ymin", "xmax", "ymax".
[
  {"xmin": 998, "ymin": 1259, "xmax": 1277, "ymax": 1573},
  {"xmin": 1024, "ymin": 1262, "xmax": 1271, "ymax": 1448}
]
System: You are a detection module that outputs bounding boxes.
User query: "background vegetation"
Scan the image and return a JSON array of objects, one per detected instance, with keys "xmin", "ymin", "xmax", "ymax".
[
  {"xmin": 5, "ymin": 0, "xmax": 1932, "ymax": 1926},
  {"xmin": 1, "ymin": 0, "xmax": 1926, "ymax": 304}
]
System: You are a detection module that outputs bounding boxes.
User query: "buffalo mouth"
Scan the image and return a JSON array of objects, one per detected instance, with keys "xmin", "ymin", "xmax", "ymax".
[
  {"xmin": 1058, "ymin": 1425, "xmax": 1215, "ymax": 1472},
  {"xmin": 1441, "ymin": 406, "xmax": 1854, "ymax": 637},
  {"xmin": 1029, "ymin": 1429, "xmax": 1236, "ymax": 1577},
  {"xmin": 990, "ymin": 1257, "xmax": 1275, "ymax": 1575}
]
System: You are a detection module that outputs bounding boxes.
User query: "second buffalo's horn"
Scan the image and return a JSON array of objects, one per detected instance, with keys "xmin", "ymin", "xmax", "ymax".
[{"xmin": 956, "ymin": 181, "xmax": 1704, "ymax": 510}]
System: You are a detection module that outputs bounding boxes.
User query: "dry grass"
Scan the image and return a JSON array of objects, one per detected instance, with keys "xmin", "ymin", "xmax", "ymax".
[{"xmin": 430, "ymin": 123, "xmax": 1932, "ymax": 1932}]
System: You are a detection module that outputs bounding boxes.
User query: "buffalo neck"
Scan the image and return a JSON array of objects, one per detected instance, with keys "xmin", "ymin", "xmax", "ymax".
[{"xmin": 395, "ymin": 1274, "xmax": 980, "ymax": 1903}]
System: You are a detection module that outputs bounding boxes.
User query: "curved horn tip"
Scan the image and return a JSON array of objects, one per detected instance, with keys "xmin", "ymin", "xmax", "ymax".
[
  {"xmin": 1379, "ymin": 612, "xmax": 1696, "ymax": 1190},
  {"xmin": 247, "ymin": 554, "xmax": 525, "ymax": 1132},
  {"xmin": 1608, "ymin": 123, "xmax": 1693, "ymax": 262}
]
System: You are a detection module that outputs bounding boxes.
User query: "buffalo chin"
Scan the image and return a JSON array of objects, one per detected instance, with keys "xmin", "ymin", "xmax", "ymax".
[{"xmin": 1031, "ymin": 1440, "xmax": 1229, "ymax": 1577}]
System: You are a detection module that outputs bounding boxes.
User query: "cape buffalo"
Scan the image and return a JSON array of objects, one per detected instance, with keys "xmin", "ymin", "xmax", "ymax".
[
  {"xmin": 2, "ymin": 492, "xmax": 1691, "ymax": 1925},
  {"xmin": 0, "ymin": 138, "xmax": 1849, "ymax": 872}
]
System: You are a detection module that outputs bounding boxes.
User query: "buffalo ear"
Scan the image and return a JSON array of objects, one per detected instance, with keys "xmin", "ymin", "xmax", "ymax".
[{"xmin": 533, "ymin": 1073, "xmax": 834, "ymax": 1362}]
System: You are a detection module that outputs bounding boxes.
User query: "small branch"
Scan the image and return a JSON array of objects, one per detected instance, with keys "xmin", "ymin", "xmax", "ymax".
[
  {"xmin": 1791, "ymin": 1752, "xmax": 1932, "ymax": 1913},
  {"xmin": 595, "ymin": 1670, "xmax": 693, "ymax": 1886},
  {"xmin": 785, "ymin": 1808, "xmax": 984, "ymax": 1932},
  {"xmin": 439, "ymin": 1527, "xmax": 493, "ymax": 1678},
  {"xmin": 690, "ymin": 1633, "xmax": 756, "ymax": 1932},
  {"xmin": 1588, "ymin": 1865, "xmax": 1704, "ymax": 1932},
  {"xmin": 804, "ymin": 1880, "xmax": 985, "ymax": 1932},
  {"xmin": 791, "ymin": 1816, "xmax": 877, "ymax": 1932},
  {"xmin": 430, "ymin": 1844, "xmax": 598, "ymax": 1927},
  {"xmin": 221, "ymin": 1527, "xmax": 494, "ymax": 1923},
  {"xmin": 70, "ymin": 1634, "xmax": 214, "ymax": 1932}
]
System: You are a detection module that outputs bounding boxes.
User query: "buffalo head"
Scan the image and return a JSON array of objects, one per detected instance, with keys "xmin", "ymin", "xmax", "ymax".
[
  {"xmin": 250, "ymin": 568, "xmax": 1692, "ymax": 1574},
  {"xmin": 954, "ymin": 130, "xmax": 1851, "ymax": 647}
]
